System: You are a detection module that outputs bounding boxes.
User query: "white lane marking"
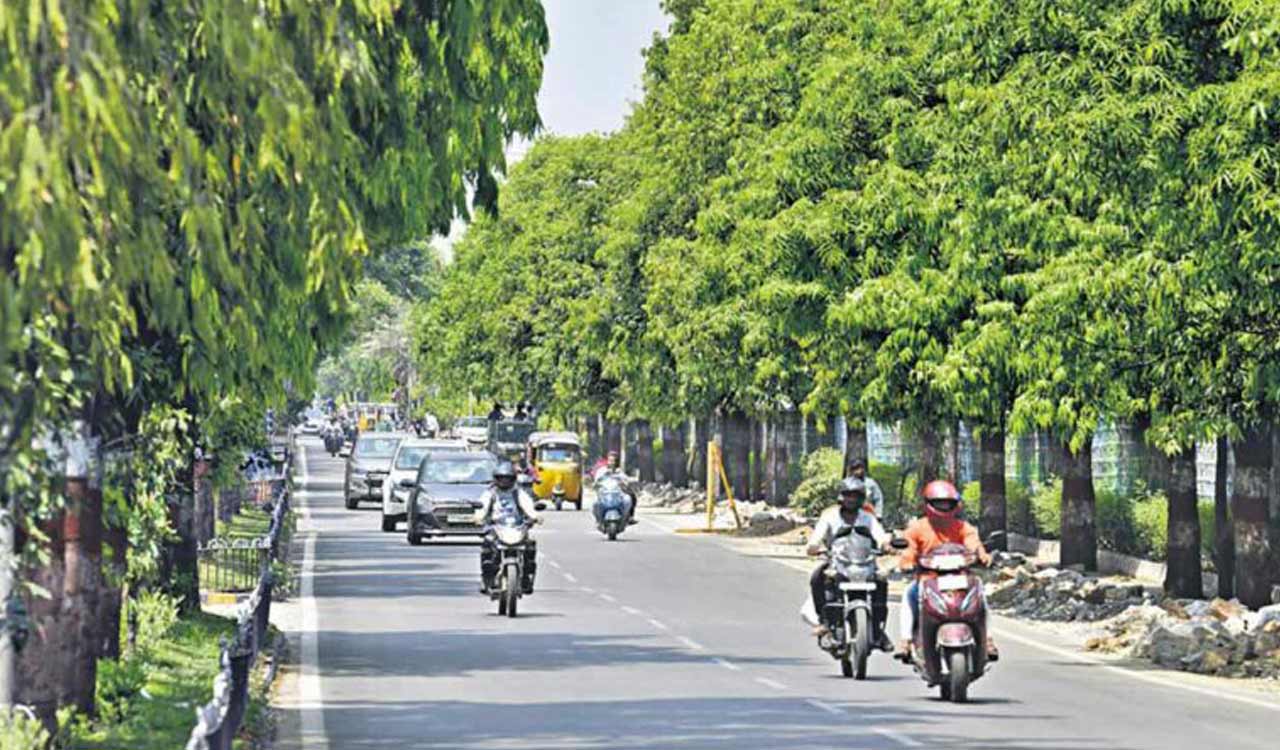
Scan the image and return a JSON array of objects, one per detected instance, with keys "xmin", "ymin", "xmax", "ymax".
[
  {"xmin": 806, "ymin": 698, "xmax": 844, "ymax": 716},
  {"xmin": 754, "ymin": 676, "xmax": 790, "ymax": 691},
  {"xmin": 598, "ymin": 593, "xmax": 617, "ymax": 603},
  {"xmin": 547, "ymin": 559, "xmax": 561, "ymax": 569},
  {"xmin": 991, "ymin": 618, "xmax": 1280, "ymax": 714},
  {"xmin": 579, "ymin": 586, "xmax": 597, "ymax": 595},
  {"xmin": 713, "ymin": 657, "xmax": 742, "ymax": 672},
  {"xmin": 647, "ymin": 618, "xmax": 670, "ymax": 631},
  {"xmin": 562, "ymin": 572, "xmax": 578, "ymax": 584},
  {"xmin": 872, "ymin": 727, "xmax": 922, "ymax": 748},
  {"xmin": 676, "ymin": 636, "xmax": 705, "ymax": 651},
  {"xmin": 621, "ymin": 605, "xmax": 645, "ymax": 616},
  {"xmin": 297, "ymin": 442, "xmax": 329, "ymax": 749}
]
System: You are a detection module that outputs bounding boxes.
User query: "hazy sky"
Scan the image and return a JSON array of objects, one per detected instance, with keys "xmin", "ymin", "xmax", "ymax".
[{"xmin": 436, "ymin": 1, "xmax": 668, "ymax": 255}]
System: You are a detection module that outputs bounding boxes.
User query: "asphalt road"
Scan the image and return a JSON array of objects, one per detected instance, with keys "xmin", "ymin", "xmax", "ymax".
[{"xmin": 283, "ymin": 437, "xmax": 1279, "ymax": 749}]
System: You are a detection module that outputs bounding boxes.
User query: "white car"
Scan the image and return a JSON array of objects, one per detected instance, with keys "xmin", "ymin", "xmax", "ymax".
[
  {"xmin": 381, "ymin": 438, "xmax": 469, "ymax": 531},
  {"xmin": 453, "ymin": 416, "xmax": 490, "ymax": 448}
]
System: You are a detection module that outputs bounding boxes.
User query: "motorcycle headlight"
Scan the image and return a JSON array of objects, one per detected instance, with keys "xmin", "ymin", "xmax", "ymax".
[{"xmin": 496, "ymin": 526, "xmax": 526, "ymax": 546}]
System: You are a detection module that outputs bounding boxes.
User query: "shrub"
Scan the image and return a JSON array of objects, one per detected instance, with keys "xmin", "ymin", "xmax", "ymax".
[
  {"xmin": 126, "ymin": 590, "xmax": 179, "ymax": 657},
  {"xmin": 96, "ymin": 657, "xmax": 148, "ymax": 724},
  {"xmin": 1028, "ymin": 478, "xmax": 1063, "ymax": 539},
  {"xmin": 0, "ymin": 708, "xmax": 50, "ymax": 750},
  {"xmin": 1132, "ymin": 495, "xmax": 1168, "ymax": 560},
  {"xmin": 869, "ymin": 461, "xmax": 915, "ymax": 526},
  {"xmin": 1198, "ymin": 500, "xmax": 1215, "ymax": 557},
  {"xmin": 789, "ymin": 448, "xmax": 844, "ymax": 518}
]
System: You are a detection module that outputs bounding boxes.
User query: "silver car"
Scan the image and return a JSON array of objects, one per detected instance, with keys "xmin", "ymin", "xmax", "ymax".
[
  {"xmin": 405, "ymin": 451, "xmax": 499, "ymax": 545},
  {"xmin": 453, "ymin": 416, "xmax": 490, "ymax": 448},
  {"xmin": 343, "ymin": 433, "xmax": 411, "ymax": 509},
  {"xmin": 381, "ymin": 438, "xmax": 468, "ymax": 531}
]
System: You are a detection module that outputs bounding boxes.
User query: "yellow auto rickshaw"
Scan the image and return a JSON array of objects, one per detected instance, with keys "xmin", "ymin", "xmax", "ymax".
[{"xmin": 527, "ymin": 431, "xmax": 583, "ymax": 511}]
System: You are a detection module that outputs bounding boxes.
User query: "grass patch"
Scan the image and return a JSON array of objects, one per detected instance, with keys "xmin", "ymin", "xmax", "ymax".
[
  {"xmin": 72, "ymin": 610, "xmax": 264, "ymax": 750},
  {"xmin": 218, "ymin": 505, "xmax": 273, "ymax": 540}
]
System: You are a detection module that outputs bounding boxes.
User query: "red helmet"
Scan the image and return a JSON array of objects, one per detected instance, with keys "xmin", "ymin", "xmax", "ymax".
[{"xmin": 921, "ymin": 479, "xmax": 962, "ymax": 522}]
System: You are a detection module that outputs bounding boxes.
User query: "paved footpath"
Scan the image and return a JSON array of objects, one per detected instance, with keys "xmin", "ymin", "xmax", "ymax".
[{"xmin": 275, "ymin": 437, "xmax": 1279, "ymax": 750}]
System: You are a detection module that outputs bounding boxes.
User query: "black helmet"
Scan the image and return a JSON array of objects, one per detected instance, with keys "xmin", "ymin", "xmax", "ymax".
[
  {"xmin": 840, "ymin": 477, "xmax": 867, "ymax": 497},
  {"xmin": 493, "ymin": 460, "xmax": 517, "ymax": 489}
]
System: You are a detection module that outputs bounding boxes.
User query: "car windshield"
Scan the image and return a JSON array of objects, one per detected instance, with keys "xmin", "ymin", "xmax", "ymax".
[
  {"xmin": 457, "ymin": 417, "xmax": 488, "ymax": 429},
  {"xmin": 493, "ymin": 422, "xmax": 534, "ymax": 443},
  {"xmin": 538, "ymin": 445, "xmax": 578, "ymax": 462},
  {"xmin": 421, "ymin": 456, "xmax": 496, "ymax": 484},
  {"xmin": 355, "ymin": 436, "xmax": 400, "ymax": 459},
  {"xmin": 394, "ymin": 446, "xmax": 431, "ymax": 470}
]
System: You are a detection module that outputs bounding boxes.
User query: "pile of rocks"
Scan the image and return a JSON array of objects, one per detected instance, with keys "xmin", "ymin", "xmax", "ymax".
[
  {"xmin": 1093, "ymin": 600, "xmax": 1280, "ymax": 679},
  {"xmin": 986, "ymin": 561, "xmax": 1154, "ymax": 622},
  {"xmin": 634, "ymin": 482, "xmax": 705, "ymax": 511}
]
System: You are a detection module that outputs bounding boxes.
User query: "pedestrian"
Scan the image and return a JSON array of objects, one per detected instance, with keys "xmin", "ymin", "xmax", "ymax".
[{"xmin": 846, "ymin": 459, "xmax": 884, "ymax": 517}]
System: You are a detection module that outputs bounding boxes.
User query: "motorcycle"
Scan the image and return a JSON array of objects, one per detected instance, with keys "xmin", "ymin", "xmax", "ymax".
[
  {"xmin": 485, "ymin": 499, "xmax": 543, "ymax": 618},
  {"xmin": 816, "ymin": 525, "xmax": 887, "ymax": 679},
  {"xmin": 592, "ymin": 476, "xmax": 632, "ymax": 541},
  {"xmin": 323, "ymin": 428, "xmax": 342, "ymax": 457},
  {"xmin": 893, "ymin": 539, "xmax": 993, "ymax": 702}
]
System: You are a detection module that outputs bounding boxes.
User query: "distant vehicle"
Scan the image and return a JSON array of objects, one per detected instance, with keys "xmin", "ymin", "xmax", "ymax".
[
  {"xmin": 300, "ymin": 415, "xmax": 326, "ymax": 435},
  {"xmin": 489, "ymin": 418, "xmax": 536, "ymax": 461},
  {"xmin": 403, "ymin": 451, "xmax": 499, "ymax": 545},
  {"xmin": 454, "ymin": 416, "xmax": 490, "ymax": 447},
  {"xmin": 343, "ymin": 433, "xmax": 411, "ymax": 509},
  {"xmin": 380, "ymin": 438, "xmax": 468, "ymax": 532}
]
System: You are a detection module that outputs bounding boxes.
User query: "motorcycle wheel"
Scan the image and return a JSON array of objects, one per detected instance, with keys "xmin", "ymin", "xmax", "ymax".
[
  {"xmin": 946, "ymin": 650, "xmax": 969, "ymax": 703},
  {"xmin": 840, "ymin": 657, "xmax": 853, "ymax": 678},
  {"xmin": 497, "ymin": 588, "xmax": 507, "ymax": 616},
  {"xmin": 555, "ymin": 498, "xmax": 563, "ymax": 511},
  {"xmin": 574, "ymin": 499, "xmax": 582, "ymax": 511},
  {"xmin": 504, "ymin": 574, "xmax": 519, "ymax": 618},
  {"xmin": 607, "ymin": 523, "xmax": 618, "ymax": 541},
  {"xmin": 853, "ymin": 608, "xmax": 871, "ymax": 680}
]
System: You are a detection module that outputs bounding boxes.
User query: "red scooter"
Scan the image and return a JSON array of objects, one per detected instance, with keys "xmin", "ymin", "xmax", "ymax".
[{"xmin": 895, "ymin": 541, "xmax": 992, "ymax": 703}]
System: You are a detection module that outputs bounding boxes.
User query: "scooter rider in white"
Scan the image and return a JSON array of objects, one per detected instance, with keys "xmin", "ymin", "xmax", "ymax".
[
  {"xmin": 807, "ymin": 477, "xmax": 894, "ymax": 651},
  {"xmin": 476, "ymin": 461, "xmax": 543, "ymax": 595}
]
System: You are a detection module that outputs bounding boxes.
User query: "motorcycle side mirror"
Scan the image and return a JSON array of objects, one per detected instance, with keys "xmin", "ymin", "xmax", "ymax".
[
  {"xmin": 983, "ymin": 530, "xmax": 1007, "ymax": 547},
  {"xmin": 534, "ymin": 502, "xmax": 547, "ymax": 512},
  {"xmin": 890, "ymin": 537, "xmax": 910, "ymax": 550}
]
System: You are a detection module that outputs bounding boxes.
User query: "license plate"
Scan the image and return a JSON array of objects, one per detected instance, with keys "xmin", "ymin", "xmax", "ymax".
[
  {"xmin": 839, "ymin": 582, "xmax": 877, "ymax": 591},
  {"xmin": 931, "ymin": 554, "xmax": 967, "ymax": 570},
  {"xmin": 938, "ymin": 574, "xmax": 969, "ymax": 591},
  {"xmin": 447, "ymin": 513, "xmax": 474, "ymax": 524}
]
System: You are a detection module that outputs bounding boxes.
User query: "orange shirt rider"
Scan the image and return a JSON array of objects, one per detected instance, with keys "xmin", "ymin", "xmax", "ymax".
[{"xmin": 898, "ymin": 492, "xmax": 991, "ymax": 573}]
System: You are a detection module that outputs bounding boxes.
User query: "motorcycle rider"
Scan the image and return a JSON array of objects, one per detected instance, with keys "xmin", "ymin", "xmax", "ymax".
[
  {"xmin": 895, "ymin": 479, "xmax": 998, "ymax": 660},
  {"xmin": 845, "ymin": 459, "xmax": 884, "ymax": 518},
  {"xmin": 476, "ymin": 461, "xmax": 543, "ymax": 595},
  {"xmin": 807, "ymin": 477, "xmax": 893, "ymax": 650},
  {"xmin": 593, "ymin": 450, "xmax": 638, "ymax": 525}
]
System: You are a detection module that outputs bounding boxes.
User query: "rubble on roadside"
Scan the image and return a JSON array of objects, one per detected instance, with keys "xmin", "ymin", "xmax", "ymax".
[{"xmin": 985, "ymin": 555, "xmax": 1280, "ymax": 680}]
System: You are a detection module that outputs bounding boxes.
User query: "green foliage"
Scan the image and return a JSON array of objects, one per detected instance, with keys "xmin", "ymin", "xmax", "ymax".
[
  {"xmin": 95, "ymin": 657, "xmax": 148, "ymax": 725},
  {"xmin": 789, "ymin": 448, "xmax": 845, "ymax": 517},
  {"xmin": 1029, "ymin": 480, "xmax": 1065, "ymax": 541},
  {"xmin": 125, "ymin": 591, "xmax": 181, "ymax": 658},
  {"xmin": 0, "ymin": 708, "xmax": 51, "ymax": 750}
]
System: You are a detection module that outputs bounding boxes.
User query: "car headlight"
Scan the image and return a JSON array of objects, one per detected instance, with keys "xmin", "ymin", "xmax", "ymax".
[
  {"xmin": 496, "ymin": 526, "xmax": 526, "ymax": 546},
  {"xmin": 415, "ymin": 493, "xmax": 433, "ymax": 511}
]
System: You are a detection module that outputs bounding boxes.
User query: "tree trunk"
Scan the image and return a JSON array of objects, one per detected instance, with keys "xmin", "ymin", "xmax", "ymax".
[
  {"xmin": 604, "ymin": 419, "xmax": 623, "ymax": 457},
  {"xmin": 98, "ymin": 521, "xmax": 128, "ymax": 662},
  {"xmin": 724, "ymin": 411, "xmax": 751, "ymax": 501},
  {"xmin": 194, "ymin": 457, "xmax": 215, "ymax": 544},
  {"xmin": 916, "ymin": 426, "xmax": 942, "ymax": 487},
  {"xmin": 17, "ymin": 513, "xmax": 67, "ymax": 728},
  {"xmin": 843, "ymin": 417, "xmax": 868, "ymax": 474},
  {"xmin": 1231, "ymin": 424, "xmax": 1274, "ymax": 609},
  {"xmin": 63, "ymin": 428, "xmax": 103, "ymax": 716},
  {"xmin": 946, "ymin": 421, "xmax": 962, "ymax": 482},
  {"xmin": 662, "ymin": 425, "xmax": 687, "ymax": 487},
  {"xmin": 1165, "ymin": 444, "xmax": 1204, "ymax": 598},
  {"xmin": 1214, "ymin": 436, "xmax": 1235, "ymax": 599},
  {"xmin": 162, "ymin": 488, "xmax": 200, "ymax": 613},
  {"xmin": 635, "ymin": 420, "xmax": 656, "ymax": 484},
  {"xmin": 979, "ymin": 430, "xmax": 1007, "ymax": 551},
  {"xmin": 585, "ymin": 415, "xmax": 602, "ymax": 465},
  {"xmin": 1060, "ymin": 437, "xmax": 1098, "ymax": 571},
  {"xmin": 691, "ymin": 418, "xmax": 708, "ymax": 487},
  {"xmin": 749, "ymin": 418, "xmax": 763, "ymax": 501},
  {"xmin": 623, "ymin": 421, "xmax": 638, "ymax": 475}
]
